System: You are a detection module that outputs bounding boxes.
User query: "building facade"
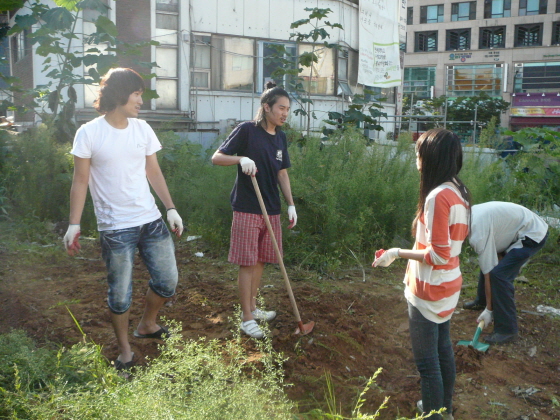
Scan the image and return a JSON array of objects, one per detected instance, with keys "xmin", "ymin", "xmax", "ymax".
[
  {"xmin": 403, "ymin": 0, "xmax": 560, "ymax": 131},
  {"xmin": 4, "ymin": 0, "xmax": 401, "ymax": 144}
]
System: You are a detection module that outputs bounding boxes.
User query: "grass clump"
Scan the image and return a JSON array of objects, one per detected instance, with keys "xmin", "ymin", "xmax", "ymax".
[{"xmin": 0, "ymin": 323, "xmax": 294, "ymax": 420}]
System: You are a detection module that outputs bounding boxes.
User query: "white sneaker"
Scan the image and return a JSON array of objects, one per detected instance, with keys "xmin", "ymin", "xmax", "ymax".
[
  {"xmin": 251, "ymin": 308, "xmax": 276, "ymax": 322},
  {"xmin": 417, "ymin": 401, "xmax": 454, "ymax": 420},
  {"xmin": 240, "ymin": 320, "xmax": 264, "ymax": 338}
]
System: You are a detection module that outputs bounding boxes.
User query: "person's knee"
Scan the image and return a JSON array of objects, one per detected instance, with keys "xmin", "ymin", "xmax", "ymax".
[{"xmin": 108, "ymin": 294, "xmax": 132, "ymax": 314}]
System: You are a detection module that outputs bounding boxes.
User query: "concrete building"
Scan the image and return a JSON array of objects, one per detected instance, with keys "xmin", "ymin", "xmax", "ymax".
[
  {"xmin": 403, "ymin": 0, "xmax": 560, "ymax": 131},
  {"xmin": 3, "ymin": 0, "xmax": 400, "ymax": 145}
]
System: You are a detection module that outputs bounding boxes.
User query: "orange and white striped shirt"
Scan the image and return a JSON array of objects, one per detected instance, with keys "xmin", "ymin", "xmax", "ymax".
[{"xmin": 404, "ymin": 184, "xmax": 469, "ymax": 323}]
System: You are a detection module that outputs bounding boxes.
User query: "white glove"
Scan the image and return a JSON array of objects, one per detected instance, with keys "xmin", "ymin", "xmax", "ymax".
[
  {"xmin": 288, "ymin": 205, "xmax": 297, "ymax": 228},
  {"xmin": 477, "ymin": 308, "xmax": 494, "ymax": 328},
  {"xmin": 166, "ymin": 208, "xmax": 183, "ymax": 237},
  {"xmin": 63, "ymin": 224, "xmax": 81, "ymax": 256},
  {"xmin": 373, "ymin": 248, "xmax": 400, "ymax": 267},
  {"xmin": 239, "ymin": 157, "xmax": 257, "ymax": 176}
]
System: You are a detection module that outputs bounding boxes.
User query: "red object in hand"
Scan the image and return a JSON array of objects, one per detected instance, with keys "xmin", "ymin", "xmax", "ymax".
[
  {"xmin": 68, "ymin": 233, "xmax": 81, "ymax": 256},
  {"xmin": 375, "ymin": 249, "xmax": 386, "ymax": 259}
]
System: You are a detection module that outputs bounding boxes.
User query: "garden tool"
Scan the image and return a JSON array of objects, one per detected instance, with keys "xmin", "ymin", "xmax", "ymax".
[
  {"xmin": 251, "ymin": 176, "xmax": 315, "ymax": 335},
  {"xmin": 457, "ymin": 320, "xmax": 490, "ymax": 352}
]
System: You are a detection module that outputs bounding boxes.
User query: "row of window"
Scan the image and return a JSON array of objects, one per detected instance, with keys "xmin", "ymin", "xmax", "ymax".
[
  {"xmin": 414, "ymin": 21, "xmax": 560, "ymax": 52},
  {"xmin": 408, "ymin": 0, "xmax": 559, "ymax": 24},
  {"xmin": 404, "ymin": 61, "xmax": 560, "ymax": 98}
]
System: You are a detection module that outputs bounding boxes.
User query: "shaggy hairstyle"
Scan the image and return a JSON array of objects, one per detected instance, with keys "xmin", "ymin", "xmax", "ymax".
[
  {"xmin": 253, "ymin": 81, "xmax": 290, "ymax": 131},
  {"xmin": 93, "ymin": 68, "xmax": 145, "ymax": 114},
  {"xmin": 412, "ymin": 128, "xmax": 472, "ymax": 235}
]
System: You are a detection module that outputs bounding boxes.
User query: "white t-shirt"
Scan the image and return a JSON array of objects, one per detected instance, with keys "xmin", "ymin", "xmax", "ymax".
[
  {"xmin": 71, "ymin": 116, "xmax": 162, "ymax": 231},
  {"xmin": 469, "ymin": 201, "xmax": 548, "ymax": 274}
]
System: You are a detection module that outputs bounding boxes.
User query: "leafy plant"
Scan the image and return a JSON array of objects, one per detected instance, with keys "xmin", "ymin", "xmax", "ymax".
[
  {"xmin": 266, "ymin": 7, "xmax": 343, "ymax": 136},
  {"xmin": 4, "ymin": 0, "xmax": 159, "ymax": 143}
]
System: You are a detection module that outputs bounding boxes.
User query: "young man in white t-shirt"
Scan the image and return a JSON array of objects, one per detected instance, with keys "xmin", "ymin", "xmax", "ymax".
[{"xmin": 63, "ymin": 68, "xmax": 183, "ymax": 372}]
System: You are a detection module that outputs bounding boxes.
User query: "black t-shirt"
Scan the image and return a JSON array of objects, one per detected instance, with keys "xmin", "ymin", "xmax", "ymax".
[{"xmin": 218, "ymin": 121, "xmax": 291, "ymax": 215}]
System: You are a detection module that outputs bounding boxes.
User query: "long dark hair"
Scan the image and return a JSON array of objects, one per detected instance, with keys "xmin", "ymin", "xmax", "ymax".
[
  {"xmin": 253, "ymin": 81, "xmax": 290, "ymax": 131},
  {"xmin": 412, "ymin": 128, "xmax": 471, "ymax": 234},
  {"xmin": 93, "ymin": 68, "xmax": 145, "ymax": 114}
]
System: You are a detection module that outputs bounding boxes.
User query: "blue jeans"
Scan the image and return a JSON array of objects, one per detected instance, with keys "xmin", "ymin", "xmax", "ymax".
[
  {"xmin": 474, "ymin": 234, "xmax": 547, "ymax": 334},
  {"xmin": 100, "ymin": 218, "xmax": 178, "ymax": 314},
  {"xmin": 408, "ymin": 302, "xmax": 455, "ymax": 420}
]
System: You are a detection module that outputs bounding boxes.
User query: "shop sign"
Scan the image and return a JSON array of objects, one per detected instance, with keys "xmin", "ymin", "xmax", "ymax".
[{"xmin": 511, "ymin": 107, "xmax": 560, "ymax": 116}]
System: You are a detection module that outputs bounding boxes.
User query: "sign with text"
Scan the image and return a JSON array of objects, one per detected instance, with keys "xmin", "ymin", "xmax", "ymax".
[
  {"xmin": 511, "ymin": 107, "xmax": 560, "ymax": 116},
  {"xmin": 358, "ymin": 0, "xmax": 401, "ymax": 87},
  {"xmin": 512, "ymin": 93, "xmax": 560, "ymax": 107}
]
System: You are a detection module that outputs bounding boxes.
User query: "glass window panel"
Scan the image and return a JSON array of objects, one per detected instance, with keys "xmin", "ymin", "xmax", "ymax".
[
  {"xmin": 156, "ymin": 48, "xmax": 177, "ymax": 77},
  {"xmin": 156, "ymin": 79, "xmax": 178, "ymax": 108},
  {"xmin": 299, "ymin": 44, "xmax": 335, "ymax": 95},
  {"xmin": 404, "ymin": 67, "xmax": 436, "ymax": 98},
  {"xmin": 156, "ymin": 14, "xmax": 178, "ymax": 45},
  {"xmin": 192, "ymin": 36, "xmax": 211, "ymax": 69},
  {"xmin": 446, "ymin": 64, "xmax": 502, "ymax": 96},
  {"xmin": 217, "ymin": 37, "xmax": 254, "ymax": 91},
  {"xmin": 338, "ymin": 58, "xmax": 348, "ymax": 80},
  {"xmin": 191, "ymin": 71, "xmax": 209, "ymax": 88},
  {"xmin": 261, "ymin": 41, "xmax": 296, "ymax": 92},
  {"xmin": 156, "ymin": 13, "xmax": 178, "ymax": 30},
  {"xmin": 156, "ymin": 0, "xmax": 178, "ymax": 12}
]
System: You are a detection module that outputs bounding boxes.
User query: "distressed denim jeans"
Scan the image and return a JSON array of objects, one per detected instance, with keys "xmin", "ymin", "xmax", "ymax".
[
  {"xmin": 100, "ymin": 218, "xmax": 178, "ymax": 314},
  {"xmin": 408, "ymin": 302, "xmax": 455, "ymax": 420}
]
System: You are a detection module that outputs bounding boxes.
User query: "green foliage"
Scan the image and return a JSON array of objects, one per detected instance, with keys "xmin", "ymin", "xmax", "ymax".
[
  {"xmin": 0, "ymin": 326, "xmax": 294, "ymax": 420},
  {"xmin": 478, "ymin": 116, "xmax": 501, "ymax": 148},
  {"xmin": 3, "ymin": 0, "xmax": 159, "ymax": 143},
  {"xmin": 156, "ymin": 130, "xmax": 234, "ymax": 253},
  {"xmin": 0, "ymin": 124, "xmax": 96, "ymax": 232},
  {"xmin": 286, "ymin": 128, "xmax": 418, "ymax": 273},
  {"xmin": 322, "ymin": 90, "xmax": 386, "ymax": 141},
  {"xmin": 425, "ymin": 93, "xmax": 510, "ymax": 127},
  {"xmin": 267, "ymin": 7, "xmax": 342, "ymax": 133}
]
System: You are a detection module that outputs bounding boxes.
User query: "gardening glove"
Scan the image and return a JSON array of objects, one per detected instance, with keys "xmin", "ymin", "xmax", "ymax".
[
  {"xmin": 287, "ymin": 205, "xmax": 297, "ymax": 229},
  {"xmin": 477, "ymin": 308, "xmax": 494, "ymax": 329},
  {"xmin": 239, "ymin": 157, "xmax": 257, "ymax": 176},
  {"xmin": 372, "ymin": 248, "xmax": 400, "ymax": 268},
  {"xmin": 63, "ymin": 224, "xmax": 81, "ymax": 256},
  {"xmin": 166, "ymin": 208, "xmax": 183, "ymax": 237}
]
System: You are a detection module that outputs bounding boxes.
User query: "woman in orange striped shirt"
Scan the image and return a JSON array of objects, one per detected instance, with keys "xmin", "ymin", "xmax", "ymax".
[{"xmin": 373, "ymin": 129, "xmax": 471, "ymax": 420}]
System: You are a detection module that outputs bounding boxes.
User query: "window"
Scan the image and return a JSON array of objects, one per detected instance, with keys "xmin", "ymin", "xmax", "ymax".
[
  {"xmin": 0, "ymin": 35, "xmax": 9, "ymax": 89},
  {"xmin": 337, "ymin": 48, "xmax": 352, "ymax": 95},
  {"xmin": 10, "ymin": 29, "xmax": 29, "ymax": 63},
  {"xmin": 258, "ymin": 41, "xmax": 296, "ymax": 92},
  {"xmin": 299, "ymin": 44, "xmax": 335, "ymax": 95},
  {"xmin": 404, "ymin": 67, "xmax": 436, "ymax": 99},
  {"xmin": 479, "ymin": 26, "xmax": 506, "ymax": 49},
  {"xmin": 483, "ymin": 0, "xmax": 511, "ymax": 18},
  {"xmin": 446, "ymin": 29, "xmax": 471, "ymax": 50},
  {"xmin": 515, "ymin": 23, "xmax": 543, "ymax": 47},
  {"xmin": 191, "ymin": 35, "xmax": 211, "ymax": 89},
  {"xmin": 519, "ymin": 0, "xmax": 547, "ymax": 15},
  {"xmin": 553, "ymin": 22, "xmax": 560, "ymax": 45},
  {"xmin": 451, "ymin": 2, "xmax": 476, "ymax": 20},
  {"xmin": 415, "ymin": 31, "xmax": 438, "ymax": 52},
  {"xmin": 514, "ymin": 62, "xmax": 560, "ymax": 93},
  {"xmin": 211, "ymin": 36, "xmax": 254, "ymax": 91},
  {"xmin": 366, "ymin": 86, "xmax": 396, "ymax": 104},
  {"xmin": 446, "ymin": 64, "xmax": 503, "ymax": 97},
  {"xmin": 420, "ymin": 5, "xmax": 444, "ymax": 23},
  {"xmin": 557, "ymin": 0, "xmax": 560, "ymax": 11},
  {"xmin": 156, "ymin": 0, "xmax": 179, "ymax": 109},
  {"xmin": 407, "ymin": 7, "xmax": 413, "ymax": 25}
]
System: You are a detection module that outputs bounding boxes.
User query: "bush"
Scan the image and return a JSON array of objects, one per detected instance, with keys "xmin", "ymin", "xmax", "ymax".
[{"xmin": 285, "ymin": 128, "xmax": 418, "ymax": 272}]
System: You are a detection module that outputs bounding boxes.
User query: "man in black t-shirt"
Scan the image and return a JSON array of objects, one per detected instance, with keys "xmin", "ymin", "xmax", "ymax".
[{"xmin": 212, "ymin": 84, "xmax": 297, "ymax": 339}]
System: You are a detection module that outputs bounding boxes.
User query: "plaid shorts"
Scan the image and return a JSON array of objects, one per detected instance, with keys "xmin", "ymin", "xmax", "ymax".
[{"xmin": 228, "ymin": 211, "xmax": 283, "ymax": 266}]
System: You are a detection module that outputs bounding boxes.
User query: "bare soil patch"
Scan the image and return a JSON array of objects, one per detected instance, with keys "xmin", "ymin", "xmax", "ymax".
[{"xmin": 1, "ymin": 236, "xmax": 559, "ymax": 419}]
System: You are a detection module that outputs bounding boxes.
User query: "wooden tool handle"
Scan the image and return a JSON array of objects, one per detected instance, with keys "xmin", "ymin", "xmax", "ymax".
[{"xmin": 251, "ymin": 176, "xmax": 302, "ymax": 323}]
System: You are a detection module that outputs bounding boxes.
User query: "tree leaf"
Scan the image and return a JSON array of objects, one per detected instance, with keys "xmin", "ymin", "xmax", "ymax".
[
  {"xmin": 41, "ymin": 7, "xmax": 75, "ymax": 31},
  {"xmin": 95, "ymin": 15, "xmax": 118, "ymax": 37},
  {"xmin": 77, "ymin": 0, "xmax": 110, "ymax": 14},
  {"xmin": 53, "ymin": 0, "xmax": 79, "ymax": 11}
]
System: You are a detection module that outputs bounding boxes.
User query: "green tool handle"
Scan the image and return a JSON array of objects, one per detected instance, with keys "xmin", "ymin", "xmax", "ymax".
[{"xmin": 472, "ymin": 320, "xmax": 485, "ymax": 343}]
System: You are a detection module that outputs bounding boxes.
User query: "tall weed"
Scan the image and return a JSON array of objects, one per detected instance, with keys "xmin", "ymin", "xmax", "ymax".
[{"xmin": 286, "ymin": 129, "xmax": 418, "ymax": 272}]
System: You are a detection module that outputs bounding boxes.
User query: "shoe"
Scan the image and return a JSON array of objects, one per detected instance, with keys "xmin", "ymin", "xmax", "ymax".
[
  {"xmin": 463, "ymin": 300, "xmax": 485, "ymax": 310},
  {"xmin": 240, "ymin": 320, "xmax": 264, "ymax": 338},
  {"xmin": 252, "ymin": 308, "xmax": 276, "ymax": 322},
  {"xmin": 133, "ymin": 325, "xmax": 170, "ymax": 339},
  {"xmin": 417, "ymin": 400, "xmax": 454, "ymax": 419},
  {"xmin": 484, "ymin": 332, "xmax": 519, "ymax": 344},
  {"xmin": 114, "ymin": 352, "xmax": 135, "ymax": 372}
]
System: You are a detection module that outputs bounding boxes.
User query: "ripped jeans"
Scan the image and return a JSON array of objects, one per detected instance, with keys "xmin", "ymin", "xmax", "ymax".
[{"xmin": 100, "ymin": 218, "xmax": 178, "ymax": 314}]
